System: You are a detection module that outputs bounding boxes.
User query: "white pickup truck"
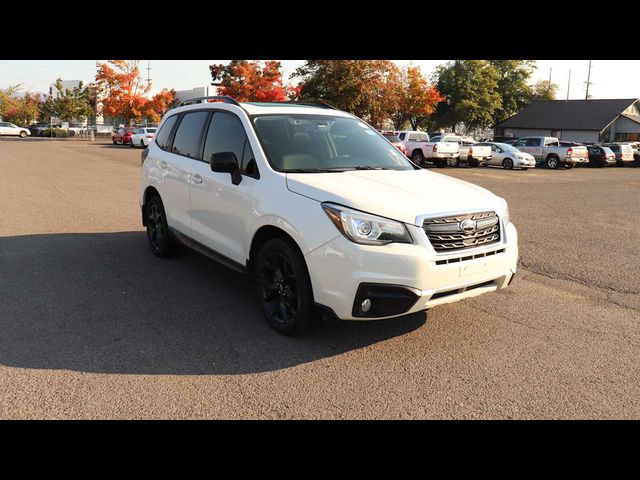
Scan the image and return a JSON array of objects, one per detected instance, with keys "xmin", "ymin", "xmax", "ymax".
[
  {"xmin": 511, "ymin": 136, "xmax": 588, "ymax": 169},
  {"xmin": 396, "ymin": 130, "xmax": 459, "ymax": 167},
  {"xmin": 430, "ymin": 134, "xmax": 492, "ymax": 167}
]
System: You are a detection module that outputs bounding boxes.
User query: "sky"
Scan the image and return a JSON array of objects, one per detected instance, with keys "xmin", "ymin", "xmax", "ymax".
[{"xmin": 1, "ymin": 60, "xmax": 638, "ymax": 100}]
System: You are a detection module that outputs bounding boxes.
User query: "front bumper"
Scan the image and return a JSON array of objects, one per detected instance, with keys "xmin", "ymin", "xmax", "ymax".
[{"xmin": 305, "ymin": 221, "xmax": 518, "ymax": 320}]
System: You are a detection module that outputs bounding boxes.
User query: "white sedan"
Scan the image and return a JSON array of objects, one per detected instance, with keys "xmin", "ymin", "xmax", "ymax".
[
  {"xmin": 131, "ymin": 127, "xmax": 157, "ymax": 148},
  {"xmin": 0, "ymin": 122, "xmax": 31, "ymax": 138},
  {"xmin": 477, "ymin": 142, "xmax": 536, "ymax": 170}
]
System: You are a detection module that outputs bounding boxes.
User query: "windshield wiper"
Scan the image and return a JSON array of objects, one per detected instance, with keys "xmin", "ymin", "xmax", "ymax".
[
  {"xmin": 285, "ymin": 168, "xmax": 352, "ymax": 173},
  {"xmin": 352, "ymin": 166, "xmax": 391, "ymax": 170}
]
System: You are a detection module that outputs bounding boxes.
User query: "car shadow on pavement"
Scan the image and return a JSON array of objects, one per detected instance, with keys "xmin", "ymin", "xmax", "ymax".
[{"xmin": 0, "ymin": 232, "xmax": 425, "ymax": 375}]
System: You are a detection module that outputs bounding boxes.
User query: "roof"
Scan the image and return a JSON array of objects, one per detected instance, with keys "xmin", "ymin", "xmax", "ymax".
[
  {"xmin": 173, "ymin": 100, "xmax": 352, "ymax": 118},
  {"xmin": 496, "ymin": 99, "xmax": 638, "ymax": 131}
]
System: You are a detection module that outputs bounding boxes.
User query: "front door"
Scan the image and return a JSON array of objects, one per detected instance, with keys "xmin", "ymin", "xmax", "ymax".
[{"xmin": 189, "ymin": 110, "xmax": 258, "ymax": 264}]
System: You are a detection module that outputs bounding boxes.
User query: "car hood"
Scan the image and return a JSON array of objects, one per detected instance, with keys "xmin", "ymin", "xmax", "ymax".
[{"xmin": 286, "ymin": 169, "xmax": 500, "ymax": 226}]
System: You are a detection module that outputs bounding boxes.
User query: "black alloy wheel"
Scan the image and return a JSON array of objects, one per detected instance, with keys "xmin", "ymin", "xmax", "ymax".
[
  {"xmin": 254, "ymin": 238, "xmax": 314, "ymax": 335},
  {"xmin": 145, "ymin": 195, "xmax": 178, "ymax": 257}
]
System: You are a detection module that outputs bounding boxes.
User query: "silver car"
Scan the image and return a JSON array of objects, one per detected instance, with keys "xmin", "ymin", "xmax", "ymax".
[{"xmin": 476, "ymin": 142, "xmax": 536, "ymax": 170}]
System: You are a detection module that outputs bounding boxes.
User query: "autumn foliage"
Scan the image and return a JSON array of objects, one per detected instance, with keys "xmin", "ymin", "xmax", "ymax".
[
  {"xmin": 95, "ymin": 60, "xmax": 176, "ymax": 124},
  {"xmin": 210, "ymin": 60, "xmax": 299, "ymax": 102},
  {"xmin": 392, "ymin": 66, "xmax": 443, "ymax": 130}
]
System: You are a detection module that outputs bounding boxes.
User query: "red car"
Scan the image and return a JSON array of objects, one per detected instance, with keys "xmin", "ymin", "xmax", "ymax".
[
  {"xmin": 112, "ymin": 127, "xmax": 137, "ymax": 145},
  {"xmin": 382, "ymin": 132, "xmax": 408, "ymax": 157}
]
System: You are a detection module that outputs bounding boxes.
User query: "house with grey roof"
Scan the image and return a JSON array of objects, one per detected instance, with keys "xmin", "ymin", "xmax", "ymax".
[{"xmin": 494, "ymin": 98, "xmax": 640, "ymax": 143}]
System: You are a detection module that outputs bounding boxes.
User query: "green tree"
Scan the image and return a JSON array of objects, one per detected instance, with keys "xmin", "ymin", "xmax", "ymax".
[
  {"xmin": 43, "ymin": 79, "xmax": 94, "ymax": 123},
  {"xmin": 531, "ymin": 80, "xmax": 559, "ymax": 100},
  {"xmin": 293, "ymin": 60, "xmax": 401, "ymax": 129},
  {"xmin": 489, "ymin": 60, "xmax": 536, "ymax": 124},
  {"xmin": 431, "ymin": 60, "xmax": 502, "ymax": 132}
]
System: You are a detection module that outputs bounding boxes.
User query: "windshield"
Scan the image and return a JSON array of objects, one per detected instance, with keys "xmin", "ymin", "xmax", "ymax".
[
  {"xmin": 495, "ymin": 143, "xmax": 520, "ymax": 153},
  {"xmin": 252, "ymin": 114, "xmax": 414, "ymax": 172}
]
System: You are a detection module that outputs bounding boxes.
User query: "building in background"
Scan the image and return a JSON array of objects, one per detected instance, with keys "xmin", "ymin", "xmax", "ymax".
[
  {"xmin": 494, "ymin": 99, "xmax": 640, "ymax": 143},
  {"xmin": 174, "ymin": 86, "xmax": 217, "ymax": 104}
]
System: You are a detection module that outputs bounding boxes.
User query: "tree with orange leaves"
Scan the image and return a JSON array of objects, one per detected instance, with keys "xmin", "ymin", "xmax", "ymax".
[
  {"xmin": 209, "ymin": 60, "xmax": 298, "ymax": 102},
  {"xmin": 94, "ymin": 60, "xmax": 176, "ymax": 124},
  {"xmin": 391, "ymin": 66, "xmax": 443, "ymax": 130}
]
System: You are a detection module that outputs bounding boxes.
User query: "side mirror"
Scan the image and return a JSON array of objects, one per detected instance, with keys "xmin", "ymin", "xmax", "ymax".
[{"xmin": 210, "ymin": 151, "xmax": 242, "ymax": 185}]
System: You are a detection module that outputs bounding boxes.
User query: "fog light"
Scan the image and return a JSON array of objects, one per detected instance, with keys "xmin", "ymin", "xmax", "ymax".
[{"xmin": 361, "ymin": 298, "xmax": 372, "ymax": 313}]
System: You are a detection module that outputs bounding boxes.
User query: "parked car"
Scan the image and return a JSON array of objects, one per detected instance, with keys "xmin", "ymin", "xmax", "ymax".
[
  {"xmin": 131, "ymin": 127, "xmax": 157, "ymax": 148},
  {"xmin": 67, "ymin": 123, "xmax": 85, "ymax": 134},
  {"xmin": 475, "ymin": 142, "xmax": 536, "ymax": 170},
  {"xmin": 0, "ymin": 121, "xmax": 31, "ymax": 137},
  {"xmin": 380, "ymin": 132, "xmax": 407, "ymax": 156},
  {"xmin": 430, "ymin": 134, "xmax": 491, "ymax": 167},
  {"xmin": 140, "ymin": 97, "xmax": 518, "ymax": 334},
  {"xmin": 503, "ymin": 139, "xmax": 517, "ymax": 145},
  {"xmin": 396, "ymin": 130, "xmax": 459, "ymax": 167},
  {"xmin": 34, "ymin": 123, "xmax": 62, "ymax": 134},
  {"xmin": 112, "ymin": 127, "xmax": 137, "ymax": 145},
  {"xmin": 511, "ymin": 136, "xmax": 588, "ymax": 169},
  {"xmin": 585, "ymin": 145, "xmax": 616, "ymax": 167},
  {"xmin": 602, "ymin": 143, "xmax": 635, "ymax": 166}
]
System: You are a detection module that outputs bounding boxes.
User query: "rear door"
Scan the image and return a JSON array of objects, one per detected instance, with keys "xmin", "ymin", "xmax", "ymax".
[
  {"xmin": 157, "ymin": 111, "xmax": 208, "ymax": 237},
  {"xmin": 0, "ymin": 122, "xmax": 9, "ymax": 135}
]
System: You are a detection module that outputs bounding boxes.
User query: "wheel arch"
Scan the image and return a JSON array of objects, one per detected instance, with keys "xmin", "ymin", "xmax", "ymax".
[
  {"xmin": 247, "ymin": 224, "xmax": 308, "ymax": 281},
  {"xmin": 141, "ymin": 186, "xmax": 161, "ymax": 226}
]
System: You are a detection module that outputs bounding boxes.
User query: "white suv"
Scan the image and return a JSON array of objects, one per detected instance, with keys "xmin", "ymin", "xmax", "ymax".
[{"xmin": 140, "ymin": 97, "xmax": 518, "ymax": 334}]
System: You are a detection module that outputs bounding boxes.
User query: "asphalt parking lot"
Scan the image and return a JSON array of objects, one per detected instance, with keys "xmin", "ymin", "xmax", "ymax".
[{"xmin": 1, "ymin": 138, "xmax": 639, "ymax": 419}]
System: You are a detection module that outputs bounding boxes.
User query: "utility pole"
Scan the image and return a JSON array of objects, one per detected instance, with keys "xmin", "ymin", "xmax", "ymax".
[
  {"xmin": 549, "ymin": 67, "xmax": 552, "ymax": 83},
  {"xmin": 567, "ymin": 70, "xmax": 571, "ymax": 100},
  {"xmin": 147, "ymin": 61, "xmax": 152, "ymax": 88},
  {"xmin": 585, "ymin": 60, "xmax": 593, "ymax": 100}
]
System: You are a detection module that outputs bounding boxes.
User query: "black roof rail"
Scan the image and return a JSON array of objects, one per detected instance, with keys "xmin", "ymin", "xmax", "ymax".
[
  {"xmin": 282, "ymin": 100, "xmax": 337, "ymax": 110},
  {"xmin": 178, "ymin": 96, "xmax": 241, "ymax": 107}
]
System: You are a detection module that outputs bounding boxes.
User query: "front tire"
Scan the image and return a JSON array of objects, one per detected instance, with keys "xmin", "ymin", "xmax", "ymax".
[
  {"xmin": 502, "ymin": 158, "xmax": 514, "ymax": 170},
  {"xmin": 253, "ymin": 238, "xmax": 314, "ymax": 335},
  {"xmin": 546, "ymin": 155, "xmax": 559, "ymax": 169},
  {"xmin": 19, "ymin": 131, "xmax": 27, "ymax": 138},
  {"xmin": 145, "ymin": 195, "xmax": 179, "ymax": 258},
  {"xmin": 411, "ymin": 149, "xmax": 425, "ymax": 167}
]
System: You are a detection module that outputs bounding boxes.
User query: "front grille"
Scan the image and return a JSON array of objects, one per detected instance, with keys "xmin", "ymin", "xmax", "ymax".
[{"xmin": 423, "ymin": 211, "xmax": 501, "ymax": 252}]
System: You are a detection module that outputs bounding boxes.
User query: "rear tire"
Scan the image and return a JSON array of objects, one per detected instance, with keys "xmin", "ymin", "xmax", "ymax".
[
  {"xmin": 546, "ymin": 155, "xmax": 559, "ymax": 169},
  {"xmin": 447, "ymin": 157, "xmax": 459, "ymax": 167},
  {"xmin": 145, "ymin": 195, "xmax": 179, "ymax": 258},
  {"xmin": 141, "ymin": 140, "xmax": 145, "ymax": 149},
  {"xmin": 253, "ymin": 238, "xmax": 315, "ymax": 335}
]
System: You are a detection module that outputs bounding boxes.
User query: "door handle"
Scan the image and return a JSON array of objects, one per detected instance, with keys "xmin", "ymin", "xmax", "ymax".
[
  {"xmin": 192, "ymin": 174, "xmax": 203, "ymax": 184},
  {"xmin": 158, "ymin": 160, "xmax": 168, "ymax": 169}
]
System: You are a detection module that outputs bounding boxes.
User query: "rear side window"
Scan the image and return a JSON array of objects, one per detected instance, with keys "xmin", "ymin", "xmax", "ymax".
[
  {"xmin": 609, "ymin": 145, "xmax": 620, "ymax": 152},
  {"xmin": 171, "ymin": 111, "xmax": 209, "ymax": 159},
  {"xmin": 398, "ymin": 133, "xmax": 406, "ymax": 140},
  {"xmin": 155, "ymin": 115, "xmax": 178, "ymax": 151}
]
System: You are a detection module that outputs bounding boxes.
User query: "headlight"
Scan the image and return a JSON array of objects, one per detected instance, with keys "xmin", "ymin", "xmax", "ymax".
[
  {"xmin": 321, "ymin": 203, "xmax": 413, "ymax": 245},
  {"xmin": 496, "ymin": 197, "xmax": 510, "ymax": 225}
]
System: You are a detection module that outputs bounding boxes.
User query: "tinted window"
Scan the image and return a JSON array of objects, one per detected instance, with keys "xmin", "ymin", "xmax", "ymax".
[
  {"xmin": 398, "ymin": 133, "xmax": 406, "ymax": 140},
  {"xmin": 203, "ymin": 111, "xmax": 247, "ymax": 166},
  {"xmin": 241, "ymin": 139, "xmax": 259, "ymax": 177},
  {"xmin": 155, "ymin": 115, "xmax": 178, "ymax": 151},
  {"xmin": 172, "ymin": 111, "xmax": 209, "ymax": 159}
]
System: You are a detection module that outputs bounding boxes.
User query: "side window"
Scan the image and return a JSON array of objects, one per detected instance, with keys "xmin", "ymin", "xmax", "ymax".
[
  {"xmin": 513, "ymin": 140, "xmax": 525, "ymax": 148},
  {"xmin": 203, "ymin": 111, "xmax": 249, "ymax": 171},
  {"xmin": 398, "ymin": 133, "xmax": 406, "ymax": 140},
  {"xmin": 241, "ymin": 139, "xmax": 259, "ymax": 178},
  {"xmin": 528, "ymin": 138, "xmax": 542, "ymax": 147},
  {"xmin": 155, "ymin": 115, "xmax": 178, "ymax": 151},
  {"xmin": 171, "ymin": 111, "xmax": 209, "ymax": 159}
]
